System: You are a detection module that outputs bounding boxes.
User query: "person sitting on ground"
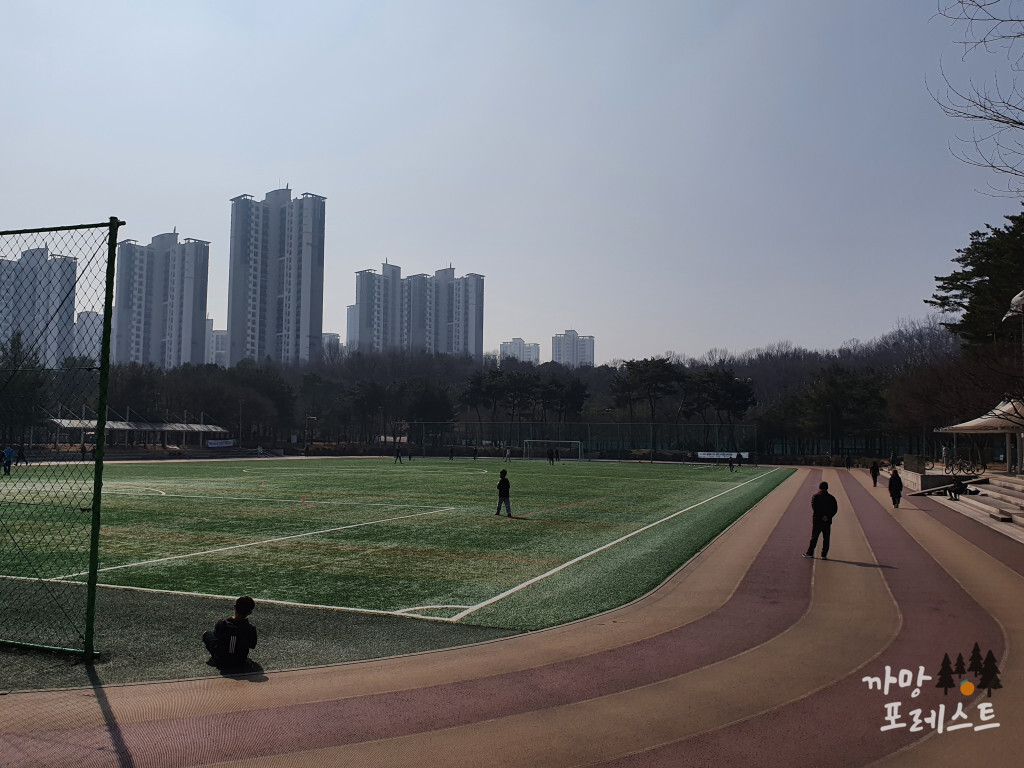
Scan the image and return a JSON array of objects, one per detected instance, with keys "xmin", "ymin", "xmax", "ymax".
[
  {"xmin": 203, "ymin": 595, "xmax": 258, "ymax": 668},
  {"xmin": 949, "ymin": 475, "xmax": 965, "ymax": 501}
]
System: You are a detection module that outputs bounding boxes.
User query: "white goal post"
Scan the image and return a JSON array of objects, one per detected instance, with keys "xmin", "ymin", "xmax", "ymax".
[{"xmin": 522, "ymin": 440, "xmax": 584, "ymax": 461}]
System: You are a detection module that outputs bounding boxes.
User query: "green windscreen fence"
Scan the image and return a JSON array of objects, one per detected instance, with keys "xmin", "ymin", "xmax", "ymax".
[{"xmin": 0, "ymin": 219, "xmax": 120, "ymax": 656}]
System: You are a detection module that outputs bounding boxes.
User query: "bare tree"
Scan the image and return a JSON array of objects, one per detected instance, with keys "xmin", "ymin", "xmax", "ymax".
[{"xmin": 936, "ymin": 1, "xmax": 1024, "ymax": 192}]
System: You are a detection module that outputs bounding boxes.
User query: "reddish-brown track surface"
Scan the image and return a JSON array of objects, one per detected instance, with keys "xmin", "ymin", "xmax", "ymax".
[{"xmin": 2, "ymin": 468, "xmax": 1022, "ymax": 767}]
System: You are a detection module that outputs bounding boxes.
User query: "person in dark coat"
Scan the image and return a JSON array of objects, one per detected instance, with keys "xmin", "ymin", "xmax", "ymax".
[
  {"xmin": 494, "ymin": 468, "xmax": 512, "ymax": 517},
  {"xmin": 804, "ymin": 481, "xmax": 839, "ymax": 560},
  {"xmin": 869, "ymin": 461, "xmax": 880, "ymax": 487},
  {"xmin": 203, "ymin": 596, "xmax": 258, "ymax": 668},
  {"xmin": 888, "ymin": 469, "xmax": 903, "ymax": 508}
]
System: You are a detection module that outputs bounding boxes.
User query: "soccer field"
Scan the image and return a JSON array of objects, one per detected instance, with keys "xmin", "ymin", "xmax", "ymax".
[{"xmin": 9, "ymin": 457, "xmax": 792, "ymax": 631}]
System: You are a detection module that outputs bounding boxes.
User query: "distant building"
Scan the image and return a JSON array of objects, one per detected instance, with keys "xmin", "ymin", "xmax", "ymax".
[
  {"xmin": 112, "ymin": 233, "xmax": 209, "ymax": 369},
  {"xmin": 347, "ymin": 263, "xmax": 484, "ymax": 360},
  {"xmin": 205, "ymin": 319, "xmax": 228, "ymax": 367},
  {"xmin": 551, "ymin": 329, "xmax": 594, "ymax": 368},
  {"xmin": 227, "ymin": 188, "xmax": 326, "ymax": 366},
  {"xmin": 0, "ymin": 246, "xmax": 77, "ymax": 368},
  {"xmin": 75, "ymin": 311, "xmax": 103, "ymax": 364},
  {"xmin": 321, "ymin": 332, "xmax": 341, "ymax": 351},
  {"xmin": 499, "ymin": 338, "xmax": 541, "ymax": 365}
]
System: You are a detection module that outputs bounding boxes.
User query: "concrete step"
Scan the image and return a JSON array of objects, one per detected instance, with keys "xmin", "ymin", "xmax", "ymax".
[
  {"xmin": 959, "ymin": 495, "xmax": 1018, "ymax": 524},
  {"xmin": 987, "ymin": 475, "xmax": 1024, "ymax": 493},
  {"xmin": 974, "ymin": 484, "xmax": 1024, "ymax": 510}
]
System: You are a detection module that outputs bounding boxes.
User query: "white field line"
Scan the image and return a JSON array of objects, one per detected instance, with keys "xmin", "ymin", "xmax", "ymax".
[
  {"xmin": 0, "ymin": 578, "xmax": 463, "ymax": 623},
  {"xmin": 446, "ymin": 468, "xmax": 782, "ymax": 623},
  {"xmin": 53, "ymin": 506, "xmax": 454, "ymax": 580},
  {"xmin": 99, "ymin": 488, "xmax": 445, "ymax": 508}
]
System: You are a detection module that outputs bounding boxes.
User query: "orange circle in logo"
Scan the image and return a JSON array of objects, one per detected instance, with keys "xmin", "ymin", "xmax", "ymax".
[{"xmin": 960, "ymin": 680, "xmax": 975, "ymax": 696}]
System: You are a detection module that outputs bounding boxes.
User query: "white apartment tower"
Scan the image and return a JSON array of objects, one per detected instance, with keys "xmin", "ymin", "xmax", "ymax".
[
  {"xmin": 499, "ymin": 338, "xmax": 541, "ymax": 365},
  {"xmin": 227, "ymin": 188, "xmax": 326, "ymax": 366},
  {"xmin": 112, "ymin": 233, "xmax": 209, "ymax": 368},
  {"xmin": 0, "ymin": 246, "xmax": 77, "ymax": 369},
  {"xmin": 347, "ymin": 263, "xmax": 484, "ymax": 360},
  {"xmin": 205, "ymin": 319, "xmax": 228, "ymax": 367},
  {"xmin": 552, "ymin": 329, "xmax": 594, "ymax": 368}
]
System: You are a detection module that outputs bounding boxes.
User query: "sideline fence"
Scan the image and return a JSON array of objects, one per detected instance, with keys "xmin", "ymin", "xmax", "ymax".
[{"xmin": 0, "ymin": 218, "xmax": 121, "ymax": 656}]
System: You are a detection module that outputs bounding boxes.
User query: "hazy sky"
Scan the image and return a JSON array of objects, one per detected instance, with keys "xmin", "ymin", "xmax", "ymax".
[{"xmin": 2, "ymin": 1, "xmax": 1018, "ymax": 364}]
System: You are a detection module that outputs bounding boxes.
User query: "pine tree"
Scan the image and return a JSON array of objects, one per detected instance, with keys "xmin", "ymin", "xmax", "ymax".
[
  {"xmin": 979, "ymin": 650, "xmax": 1003, "ymax": 698},
  {"xmin": 936, "ymin": 653, "xmax": 956, "ymax": 695},
  {"xmin": 954, "ymin": 653, "xmax": 967, "ymax": 679},
  {"xmin": 969, "ymin": 642, "xmax": 984, "ymax": 678}
]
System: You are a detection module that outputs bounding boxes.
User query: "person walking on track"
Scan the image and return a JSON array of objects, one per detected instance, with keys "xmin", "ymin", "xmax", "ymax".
[
  {"xmin": 888, "ymin": 469, "xmax": 903, "ymax": 508},
  {"xmin": 803, "ymin": 481, "xmax": 838, "ymax": 560}
]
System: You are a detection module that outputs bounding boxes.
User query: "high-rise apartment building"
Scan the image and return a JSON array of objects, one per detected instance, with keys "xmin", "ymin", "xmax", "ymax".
[
  {"xmin": 347, "ymin": 263, "xmax": 484, "ymax": 360},
  {"xmin": 499, "ymin": 338, "xmax": 541, "ymax": 365},
  {"xmin": 552, "ymin": 329, "xmax": 594, "ymax": 368},
  {"xmin": 205, "ymin": 319, "xmax": 228, "ymax": 367},
  {"xmin": 227, "ymin": 188, "xmax": 326, "ymax": 366},
  {"xmin": 75, "ymin": 311, "xmax": 103, "ymax": 364},
  {"xmin": 112, "ymin": 233, "xmax": 209, "ymax": 368},
  {"xmin": 0, "ymin": 246, "xmax": 77, "ymax": 368}
]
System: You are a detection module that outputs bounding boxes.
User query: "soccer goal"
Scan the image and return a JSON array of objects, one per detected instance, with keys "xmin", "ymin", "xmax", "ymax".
[{"xmin": 523, "ymin": 439, "xmax": 584, "ymax": 461}]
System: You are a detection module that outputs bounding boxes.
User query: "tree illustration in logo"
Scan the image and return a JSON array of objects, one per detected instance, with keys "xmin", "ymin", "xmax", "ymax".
[
  {"xmin": 936, "ymin": 653, "xmax": 956, "ymax": 695},
  {"xmin": 979, "ymin": 650, "xmax": 1003, "ymax": 698},
  {"xmin": 954, "ymin": 653, "xmax": 966, "ymax": 679},
  {"xmin": 968, "ymin": 642, "xmax": 984, "ymax": 678}
]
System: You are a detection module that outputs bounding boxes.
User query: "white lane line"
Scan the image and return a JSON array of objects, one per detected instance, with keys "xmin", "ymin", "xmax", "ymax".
[
  {"xmin": 448, "ymin": 468, "xmax": 782, "ymax": 622},
  {"xmin": 53, "ymin": 506, "xmax": 455, "ymax": 580}
]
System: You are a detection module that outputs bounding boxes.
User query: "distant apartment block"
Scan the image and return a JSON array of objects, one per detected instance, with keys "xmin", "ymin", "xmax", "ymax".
[
  {"xmin": 0, "ymin": 246, "xmax": 77, "ymax": 368},
  {"xmin": 347, "ymin": 263, "xmax": 484, "ymax": 360},
  {"xmin": 552, "ymin": 329, "xmax": 594, "ymax": 367},
  {"xmin": 112, "ymin": 233, "xmax": 209, "ymax": 369},
  {"xmin": 499, "ymin": 338, "xmax": 540, "ymax": 365},
  {"xmin": 75, "ymin": 311, "xmax": 103, "ymax": 364},
  {"xmin": 321, "ymin": 332, "xmax": 341, "ymax": 352},
  {"xmin": 227, "ymin": 187, "xmax": 326, "ymax": 366},
  {"xmin": 205, "ymin": 319, "xmax": 228, "ymax": 367}
]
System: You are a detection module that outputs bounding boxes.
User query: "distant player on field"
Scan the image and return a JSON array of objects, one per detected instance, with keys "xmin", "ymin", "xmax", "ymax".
[{"xmin": 495, "ymin": 469, "xmax": 512, "ymax": 517}]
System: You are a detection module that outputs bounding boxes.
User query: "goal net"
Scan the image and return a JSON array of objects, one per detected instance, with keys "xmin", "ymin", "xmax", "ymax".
[{"xmin": 523, "ymin": 439, "xmax": 584, "ymax": 461}]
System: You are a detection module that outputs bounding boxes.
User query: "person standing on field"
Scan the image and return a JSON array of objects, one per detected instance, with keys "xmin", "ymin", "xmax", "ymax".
[
  {"xmin": 495, "ymin": 468, "xmax": 512, "ymax": 517},
  {"xmin": 869, "ymin": 461, "xmax": 880, "ymax": 487},
  {"xmin": 803, "ymin": 481, "xmax": 838, "ymax": 560}
]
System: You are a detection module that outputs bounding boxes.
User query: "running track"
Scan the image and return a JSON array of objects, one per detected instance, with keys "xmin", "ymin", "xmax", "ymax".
[{"xmin": 2, "ymin": 468, "xmax": 1022, "ymax": 767}]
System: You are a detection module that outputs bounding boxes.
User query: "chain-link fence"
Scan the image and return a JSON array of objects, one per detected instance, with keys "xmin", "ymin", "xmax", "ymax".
[
  {"xmin": 400, "ymin": 421, "xmax": 758, "ymax": 460},
  {"xmin": 0, "ymin": 219, "xmax": 120, "ymax": 656}
]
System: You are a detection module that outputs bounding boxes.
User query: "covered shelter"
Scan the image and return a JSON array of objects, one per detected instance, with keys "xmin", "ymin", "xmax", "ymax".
[
  {"xmin": 49, "ymin": 418, "xmax": 229, "ymax": 451},
  {"xmin": 935, "ymin": 400, "xmax": 1024, "ymax": 474}
]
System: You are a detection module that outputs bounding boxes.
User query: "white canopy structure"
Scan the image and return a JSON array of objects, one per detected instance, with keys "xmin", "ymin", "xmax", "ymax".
[
  {"xmin": 935, "ymin": 401, "xmax": 1024, "ymax": 434},
  {"xmin": 935, "ymin": 401, "xmax": 1024, "ymax": 474}
]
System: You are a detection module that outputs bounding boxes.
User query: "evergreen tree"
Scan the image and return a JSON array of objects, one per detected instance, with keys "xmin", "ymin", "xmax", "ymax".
[
  {"xmin": 954, "ymin": 652, "xmax": 967, "ymax": 679},
  {"xmin": 979, "ymin": 649, "xmax": 1003, "ymax": 697},
  {"xmin": 936, "ymin": 653, "xmax": 956, "ymax": 695},
  {"xmin": 969, "ymin": 642, "xmax": 985, "ymax": 678},
  {"xmin": 926, "ymin": 209, "xmax": 1024, "ymax": 346}
]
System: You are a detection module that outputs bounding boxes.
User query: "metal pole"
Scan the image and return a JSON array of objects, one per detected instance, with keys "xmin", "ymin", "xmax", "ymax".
[{"xmin": 84, "ymin": 216, "xmax": 124, "ymax": 658}]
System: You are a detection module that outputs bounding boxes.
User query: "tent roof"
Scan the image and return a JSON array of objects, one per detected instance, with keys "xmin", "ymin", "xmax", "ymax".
[
  {"xmin": 50, "ymin": 418, "xmax": 228, "ymax": 433},
  {"xmin": 935, "ymin": 401, "xmax": 1024, "ymax": 434}
]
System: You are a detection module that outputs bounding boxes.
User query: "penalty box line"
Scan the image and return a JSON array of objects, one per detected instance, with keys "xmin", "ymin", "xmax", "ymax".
[
  {"xmin": 54, "ymin": 506, "xmax": 454, "ymax": 580},
  {"xmin": 447, "ymin": 468, "xmax": 782, "ymax": 623}
]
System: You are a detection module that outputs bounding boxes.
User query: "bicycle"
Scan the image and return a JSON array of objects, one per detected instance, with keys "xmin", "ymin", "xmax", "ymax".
[{"xmin": 945, "ymin": 455, "xmax": 977, "ymax": 475}]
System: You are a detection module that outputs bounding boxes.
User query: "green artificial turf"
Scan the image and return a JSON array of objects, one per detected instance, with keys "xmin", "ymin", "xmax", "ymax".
[{"xmin": 9, "ymin": 458, "xmax": 793, "ymax": 633}]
